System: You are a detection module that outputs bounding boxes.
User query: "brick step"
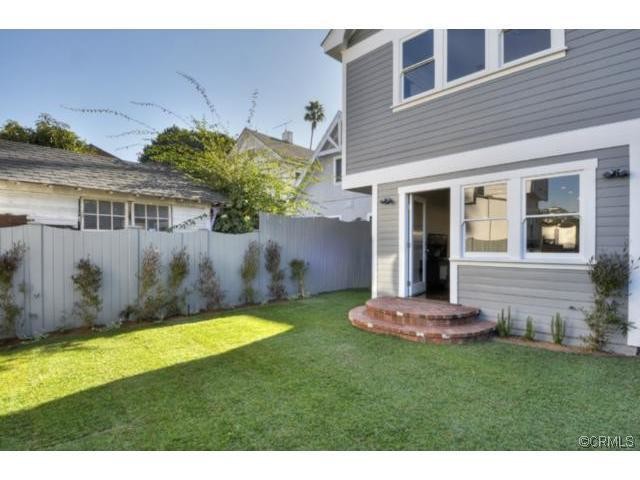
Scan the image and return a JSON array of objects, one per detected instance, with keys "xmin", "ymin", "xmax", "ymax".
[
  {"xmin": 349, "ymin": 306, "xmax": 495, "ymax": 344},
  {"xmin": 365, "ymin": 296, "xmax": 480, "ymax": 327}
]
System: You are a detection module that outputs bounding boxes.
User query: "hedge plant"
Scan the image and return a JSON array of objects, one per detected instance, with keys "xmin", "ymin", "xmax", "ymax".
[
  {"xmin": 0, "ymin": 241, "xmax": 27, "ymax": 335},
  {"xmin": 71, "ymin": 257, "xmax": 103, "ymax": 327}
]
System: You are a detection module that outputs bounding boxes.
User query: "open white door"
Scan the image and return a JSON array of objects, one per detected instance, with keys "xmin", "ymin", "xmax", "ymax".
[{"xmin": 407, "ymin": 194, "xmax": 427, "ymax": 296}]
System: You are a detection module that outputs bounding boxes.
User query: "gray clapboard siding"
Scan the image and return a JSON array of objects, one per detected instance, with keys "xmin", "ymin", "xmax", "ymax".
[
  {"xmin": 0, "ymin": 214, "xmax": 371, "ymax": 339},
  {"xmin": 345, "ymin": 29, "xmax": 640, "ymax": 174},
  {"xmin": 457, "ymin": 265, "xmax": 632, "ymax": 354},
  {"xmin": 374, "ymin": 147, "xmax": 630, "ymax": 351}
]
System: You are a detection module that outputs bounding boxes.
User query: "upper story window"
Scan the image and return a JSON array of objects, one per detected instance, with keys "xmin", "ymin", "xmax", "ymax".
[
  {"xmin": 82, "ymin": 199, "xmax": 126, "ymax": 231},
  {"xmin": 334, "ymin": 157, "xmax": 342, "ymax": 183},
  {"xmin": 463, "ymin": 183, "xmax": 508, "ymax": 254},
  {"xmin": 525, "ymin": 174, "xmax": 580, "ymax": 254},
  {"xmin": 447, "ymin": 30, "xmax": 485, "ymax": 82},
  {"xmin": 502, "ymin": 29, "xmax": 551, "ymax": 64},
  {"xmin": 393, "ymin": 30, "xmax": 565, "ymax": 110},
  {"xmin": 134, "ymin": 203, "xmax": 170, "ymax": 231},
  {"xmin": 401, "ymin": 30, "xmax": 435, "ymax": 99}
]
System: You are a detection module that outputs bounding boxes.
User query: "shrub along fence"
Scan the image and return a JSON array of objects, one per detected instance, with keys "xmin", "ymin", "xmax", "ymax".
[{"xmin": 0, "ymin": 214, "xmax": 371, "ymax": 339}]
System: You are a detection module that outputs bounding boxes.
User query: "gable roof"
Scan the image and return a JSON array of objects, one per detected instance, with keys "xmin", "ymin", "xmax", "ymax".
[
  {"xmin": 237, "ymin": 128, "xmax": 313, "ymax": 161},
  {"xmin": 0, "ymin": 139, "xmax": 225, "ymax": 205}
]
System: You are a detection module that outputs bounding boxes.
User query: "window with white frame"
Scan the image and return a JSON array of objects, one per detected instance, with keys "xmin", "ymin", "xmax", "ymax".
[
  {"xmin": 463, "ymin": 183, "xmax": 508, "ymax": 253},
  {"xmin": 401, "ymin": 30, "xmax": 435, "ymax": 99},
  {"xmin": 82, "ymin": 199, "xmax": 126, "ymax": 230},
  {"xmin": 447, "ymin": 29, "xmax": 485, "ymax": 82},
  {"xmin": 502, "ymin": 29, "xmax": 551, "ymax": 64},
  {"xmin": 334, "ymin": 157, "xmax": 342, "ymax": 183},
  {"xmin": 133, "ymin": 203, "xmax": 170, "ymax": 231},
  {"xmin": 393, "ymin": 30, "xmax": 564, "ymax": 108},
  {"xmin": 524, "ymin": 174, "xmax": 580, "ymax": 254}
]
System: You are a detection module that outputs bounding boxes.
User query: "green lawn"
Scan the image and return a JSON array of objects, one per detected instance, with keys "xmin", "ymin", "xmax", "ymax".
[{"xmin": 1, "ymin": 289, "xmax": 639, "ymax": 450}]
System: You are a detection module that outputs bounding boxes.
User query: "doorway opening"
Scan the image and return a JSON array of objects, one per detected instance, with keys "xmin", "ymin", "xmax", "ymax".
[{"xmin": 406, "ymin": 188, "xmax": 450, "ymax": 301}]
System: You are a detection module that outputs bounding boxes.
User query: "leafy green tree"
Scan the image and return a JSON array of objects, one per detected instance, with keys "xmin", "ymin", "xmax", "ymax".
[
  {"xmin": 139, "ymin": 125, "xmax": 234, "ymax": 164},
  {"xmin": 304, "ymin": 100, "xmax": 325, "ymax": 149},
  {"xmin": 0, "ymin": 114, "xmax": 99, "ymax": 154}
]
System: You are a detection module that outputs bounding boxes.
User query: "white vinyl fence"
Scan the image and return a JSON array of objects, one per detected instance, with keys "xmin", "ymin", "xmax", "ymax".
[{"xmin": 0, "ymin": 214, "xmax": 371, "ymax": 339}]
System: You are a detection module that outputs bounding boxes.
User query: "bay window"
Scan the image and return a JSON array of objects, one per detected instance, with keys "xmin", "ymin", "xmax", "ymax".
[
  {"xmin": 463, "ymin": 183, "xmax": 508, "ymax": 253},
  {"xmin": 524, "ymin": 174, "xmax": 580, "ymax": 254}
]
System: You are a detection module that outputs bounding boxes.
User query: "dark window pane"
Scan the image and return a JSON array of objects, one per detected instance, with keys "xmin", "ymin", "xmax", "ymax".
[
  {"xmin": 159, "ymin": 219, "xmax": 169, "ymax": 232},
  {"xmin": 113, "ymin": 216, "xmax": 125, "ymax": 230},
  {"xmin": 447, "ymin": 29, "xmax": 485, "ymax": 81},
  {"xmin": 403, "ymin": 30, "xmax": 433, "ymax": 68},
  {"xmin": 335, "ymin": 158, "xmax": 342, "ymax": 182},
  {"xmin": 526, "ymin": 175, "xmax": 579, "ymax": 215},
  {"xmin": 112, "ymin": 202, "xmax": 125, "ymax": 216},
  {"xmin": 99, "ymin": 215, "xmax": 111, "ymax": 230},
  {"xmin": 134, "ymin": 204, "xmax": 145, "ymax": 218},
  {"xmin": 83, "ymin": 200, "xmax": 97, "ymax": 214},
  {"xmin": 147, "ymin": 218, "xmax": 157, "ymax": 231},
  {"xmin": 158, "ymin": 206, "xmax": 169, "ymax": 219},
  {"xmin": 503, "ymin": 29, "xmax": 551, "ymax": 63},
  {"xmin": 147, "ymin": 205, "xmax": 158, "ymax": 218},
  {"xmin": 526, "ymin": 216, "xmax": 579, "ymax": 253},
  {"xmin": 465, "ymin": 219, "xmax": 508, "ymax": 252},
  {"xmin": 83, "ymin": 214, "xmax": 97, "ymax": 229},
  {"xmin": 99, "ymin": 201, "xmax": 111, "ymax": 215},
  {"xmin": 403, "ymin": 61, "xmax": 435, "ymax": 98},
  {"xmin": 464, "ymin": 184, "xmax": 507, "ymax": 220},
  {"xmin": 135, "ymin": 217, "xmax": 146, "ymax": 228}
]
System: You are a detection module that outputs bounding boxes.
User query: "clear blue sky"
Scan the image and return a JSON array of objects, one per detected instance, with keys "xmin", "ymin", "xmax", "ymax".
[{"xmin": 0, "ymin": 30, "xmax": 340, "ymax": 161}]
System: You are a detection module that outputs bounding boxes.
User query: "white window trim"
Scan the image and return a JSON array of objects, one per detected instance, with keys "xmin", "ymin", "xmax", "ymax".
[
  {"xmin": 396, "ymin": 158, "xmax": 597, "ymax": 300},
  {"xmin": 132, "ymin": 202, "xmax": 173, "ymax": 231},
  {"xmin": 521, "ymin": 172, "xmax": 587, "ymax": 261},
  {"xmin": 392, "ymin": 29, "xmax": 566, "ymax": 112},
  {"xmin": 398, "ymin": 29, "xmax": 439, "ymax": 103},
  {"xmin": 80, "ymin": 198, "xmax": 128, "ymax": 231},
  {"xmin": 333, "ymin": 156, "xmax": 343, "ymax": 184},
  {"xmin": 462, "ymin": 181, "xmax": 509, "ymax": 258}
]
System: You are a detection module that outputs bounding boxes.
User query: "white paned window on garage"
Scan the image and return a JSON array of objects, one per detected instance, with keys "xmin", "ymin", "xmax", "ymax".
[
  {"xmin": 133, "ymin": 203, "xmax": 171, "ymax": 231},
  {"xmin": 81, "ymin": 199, "xmax": 126, "ymax": 230}
]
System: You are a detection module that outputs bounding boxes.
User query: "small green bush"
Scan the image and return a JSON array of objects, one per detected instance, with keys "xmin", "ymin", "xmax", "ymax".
[
  {"xmin": 197, "ymin": 255, "xmax": 225, "ymax": 310},
  {"xmin": 239, "ymin": 241, "xmax": 260, "ymax": 304},
  {"xmin": 265, "ymin": 240, "xmax": 286, "ymax": 301},
  {"xmin": 165, "ymin": 247, "xmax": 190, "ymax": 317},
  {"xmin": 496, "ymin": 307, "xmax": 511, "ymax": 337},
  {"xmin": 550, "ymin": 313, "xmax": 565, "ymax": 345},
  {"xmin": 133, "ymin": 245, "xmax": 164, "ymax": 321},
  {"xmin": 577, "ymin": 247, "xmax": 638, "ymax": 351},
  {"xmin": 289, "ymin": 259, "xmax": 309, "ymax": 299},
  {"xmin": 0, "ymin": 241, "xmax": 27, "ymax": 335},
  {"xmin": 71, "ymin": 257, "xmax": 103, "ymax": 327},
  {"xmin": 524, "ymin": 316, "xmax": 535, "ymax": 341}
]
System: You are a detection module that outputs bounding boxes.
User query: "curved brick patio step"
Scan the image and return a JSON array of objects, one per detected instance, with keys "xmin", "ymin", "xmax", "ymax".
[
  {"xmin": 349, "ymin": 306, "xmax": 495, "ymax": 344},
  {"xmin": 365, "ymin": 296, "xmax": 480, "ymax": 327}
]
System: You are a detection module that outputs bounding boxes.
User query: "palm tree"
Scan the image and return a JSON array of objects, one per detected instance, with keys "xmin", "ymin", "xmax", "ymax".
[{"xmin": 304, "ymin": 100, "xmax": 325, "ymax": 149}]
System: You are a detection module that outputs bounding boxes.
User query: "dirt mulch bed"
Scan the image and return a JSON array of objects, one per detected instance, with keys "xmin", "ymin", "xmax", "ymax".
[{"xmin": 493, "ymin": 336, "xmax": 620, "ymax": 356}]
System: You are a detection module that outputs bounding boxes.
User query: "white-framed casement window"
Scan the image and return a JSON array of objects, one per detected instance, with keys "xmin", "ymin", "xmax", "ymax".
[
  {"xmin": 462, "ymin": 182, "xmax": 508, "ymax": 255},
  {"xmin": 334, "ymin": 157, "xmax": 343, "ymax": 184},
  {"xmin": 523, "ymin": 173, "xmax": 581, "ymax": 256},
  {"xmin": 133, "ymin": 203, "xmax": 171, "ymax": 231},
  {"xmin": 393, "ymin": 29, "xmax": 565, "ymax": 110},
  {"xmin": 81, "ymin": 199, "xmax": 126, "ymax": 231},
  {"xmin": 400, "ymin": 30, "xmax": 436, "ymax": 100},
  {"xmin": 446, "ymin": 29, "xmax": 486, "ymax": 84},
  {"xmin": 501, "ymin": 29, "xmax": 551, "ymax": 65}
]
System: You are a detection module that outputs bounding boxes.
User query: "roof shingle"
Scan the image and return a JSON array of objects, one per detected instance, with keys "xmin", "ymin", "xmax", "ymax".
[{"xmin": 0, "ymin": 139, "xmax": 225, "ymax": 204}]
